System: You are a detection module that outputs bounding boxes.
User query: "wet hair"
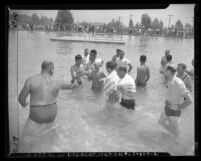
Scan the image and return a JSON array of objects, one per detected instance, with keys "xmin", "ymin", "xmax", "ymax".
[
  {"xmin": 106, "ymin": 61, "xmax": 116, "ymax": 70},
  {"xmin": 165, "ymin": 50, "xmax": 170, "ymax": 55},
  {"xmin": 166, "ymin": 55, "xmax": 172, "ymax": 62},
  {"xmin": 118, "ymin": 65, "xmax": 127, "ymax": 73},
  {"xmin": 116, "ymin": 49, "xmax": 121, "ymax": 52},
  {"xmin": 75, "ymin": 54, "xmax": 82, "ymax": 60},
  {"xmin": 90, "ymin": 50, "xmax": 97, "ymax": 57},
  {"xmin": 140, "ymin": 55, "xmax": 147, "ymax": 62},
  {"xmin": 41, "ymin": 60, "xmax": 54, "ymax": 71},
  {"xmin": 166, "ymin": 64, "xmax": 176, "ymax": 74},
  {"xmin": 178, "ymin": 63, "xmax": 186, "ymax": 70}
]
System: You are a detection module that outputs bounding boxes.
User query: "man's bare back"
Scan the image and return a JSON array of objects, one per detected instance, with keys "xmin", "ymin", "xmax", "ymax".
[
  {"xmin": 135, "ymin": 65, "xmax": 150, "ymax": 86},
  {"xmin": 19, "ymin": 61, "xmax": 77, "ymax": 124}
]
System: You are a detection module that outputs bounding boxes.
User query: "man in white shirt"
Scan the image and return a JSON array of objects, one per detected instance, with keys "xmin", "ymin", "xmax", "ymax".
[
  {"xmin": 158, "ymin": 64, "xmax": 193, "ymax": 137},
  {"xmin": 116, "ymin": 51, "xmax": 133, "ymax": 72},
  {"xmin": 117, "ymin": 65, "xmax": 136, "ymax": 110}
]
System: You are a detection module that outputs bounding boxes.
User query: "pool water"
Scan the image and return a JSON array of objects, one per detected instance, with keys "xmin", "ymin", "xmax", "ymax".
[{"xmin": 8, "ymin": 31, "xmax": 194, "ymax": 155}]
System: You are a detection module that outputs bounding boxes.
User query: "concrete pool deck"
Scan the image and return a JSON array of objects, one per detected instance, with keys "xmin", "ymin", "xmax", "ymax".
[{"xmin": 50, "ymin": 36, "xmax": 125, "ymax": 44}]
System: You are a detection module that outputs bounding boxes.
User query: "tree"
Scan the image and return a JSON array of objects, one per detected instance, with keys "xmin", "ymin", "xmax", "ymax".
[
  {"xmin": 141, "ymin": 14, "xmax": 151, "ymax": 30},
  {"xmin": 30, "ymin": 13, "xmax": 40, "ymax": 25},
  {"xmin": 55, "ymin": 10, "xmax": 74, "ymax": 25},
  {"xmin": 151, "ymin": 18, "xmax": 160, "ymax": 29},
  {"xmin": 185, "ymin": 23, "xmax": 192, "ymax": 30},
  {"xmin": 175, "ymin": 20, "xmax": 183, "ymax": 30}
]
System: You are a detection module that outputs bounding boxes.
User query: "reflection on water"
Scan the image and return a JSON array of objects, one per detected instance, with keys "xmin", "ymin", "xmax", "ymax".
[{"xmin": 9, "ymin": 31, "xmax": 194, "ymax": 155}]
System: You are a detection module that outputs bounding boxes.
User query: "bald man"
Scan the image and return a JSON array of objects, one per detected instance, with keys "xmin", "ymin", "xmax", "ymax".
[{"xmin": 18, "ymin": 60, "xmax": 77, "ymax": 152}]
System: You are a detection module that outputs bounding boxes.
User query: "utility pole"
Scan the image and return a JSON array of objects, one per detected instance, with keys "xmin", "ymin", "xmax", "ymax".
[
  {"xmin": 168, "ymin": 14, "xmax": 173, "ymax": 29},
  {"xmin": 129, "ymin": 14, "xmax": 133, "ymax": 20},
  {"xmin": 118, "ymin": 17, "xmax": 121, "ymax": 34}
]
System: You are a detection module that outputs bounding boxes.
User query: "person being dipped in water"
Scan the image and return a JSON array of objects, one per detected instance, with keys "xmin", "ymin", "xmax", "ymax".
[
  {"xmin": 158, "ymin": 64, "xmax": 193, "ymax": 137},
  {"xmin": 18, "ymin": 60, "xmax": 77, "ymax": 152}
]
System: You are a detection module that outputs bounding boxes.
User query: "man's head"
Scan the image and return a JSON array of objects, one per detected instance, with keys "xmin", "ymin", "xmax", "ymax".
[
  {"xmin": 119, "ymin": 50, "xmax": 124, "ymax": 59},
  {"xmin": 84, "ymin": 48, "xmax": 89, "ymax": 56},
  {"xmin": 140, "ymin": 55, "xmax": 147, "ymax": 64},
  {"xmin": 165, "ymin": 50, "xmax": 170, "ymax": 57},
  {"xmin": 41, "ymin": 60, "xmax": 54, "ymax": 75},
  {"xmin": 177, "ymin": 63, "xmax": 186, "ymax": 75},
  {"xmin": 166, "ymin": 55, "xmax": 172, "ymax": 62},
  {"xmin": 106, "ymin": 61, "xmax": 116, "ymax": 73},
  {"xmin": 89, "ymin": 49, "xmax": 97, "ymax": 62},
  {"xmin": 165, "ymin": 64, "xmax": 177, "ymax": 80},
  {"xmin": 117, "ymin": 65, "xmax": 127, "ymax": 78},
  {"xmin": 75, "ymin": 54, "xmax": 82, "ymax": 65},
  {"xmin": 116, "ymin": 49, "xmax": 121, "ymax": 57}
]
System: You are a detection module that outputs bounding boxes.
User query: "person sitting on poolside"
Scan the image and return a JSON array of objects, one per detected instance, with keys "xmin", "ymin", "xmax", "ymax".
[
  {"xmin": 18, "ymin": 60, "xmax": 77, "ymax": 152},
  {"xmin": 117, "ymin": 65, "xmax": 136, "ymax": 110},
  {"xmin": 104, "ymin": 61, "xmax": 120, "ymax": 103},
  {"xmin": 135, "ymin": 55, "xmax": 150, "ymax": 87},
  {"xmin": 116, "ymin": 51, "xmax": 133, "ymax": 73},
  {"xmin": 88, "ymin": 61, "xmax": 106, "ymax": 92},
  {"xmin": 71, "ymin": 54, "xmax": 87, "ymax": 85},
  {"xmin": 176, "ymin": 63, "xmax": 192, "ymax": 92},
  {"xmin": 158, "ymin": 64, "xmax": 193, "ymax": 137}
]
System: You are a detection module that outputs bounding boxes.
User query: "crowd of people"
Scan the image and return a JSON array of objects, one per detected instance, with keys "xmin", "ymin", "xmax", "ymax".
[{"xmin": 18, "ymin": 48, "xmax": 194, "ymax": 152}]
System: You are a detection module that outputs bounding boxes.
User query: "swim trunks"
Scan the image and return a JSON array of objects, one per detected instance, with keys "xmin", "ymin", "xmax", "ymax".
[
  {"xmin": 71, "ymin": 79, "xmax": 82, "ymax": 85},
  {"xmin": 136, "ymin": 81, "xmax": 146, "ymax": 87},
  {"xmin": 165, "ymin": 105, "xmax": 181, "ymax": 117},
  {"xmin": 120, "ymin": 98, "xmax": 135, "ymax": 110}
]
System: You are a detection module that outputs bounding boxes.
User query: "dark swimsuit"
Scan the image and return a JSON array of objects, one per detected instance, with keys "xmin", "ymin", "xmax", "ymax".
[
  {"xmin": 165, "ymin": 105, "xmax": 181, "ymax": 117},
  {"xmin": 136, "ymin": 82, "xmax": 146, "ymax": 87},
  {"xmin": 71, "ymin": 79, "xmax": 82, "ymax": 85},
  {"xmin": 120, "ymin": 98, "xmax": 135, "ymax": 110}
]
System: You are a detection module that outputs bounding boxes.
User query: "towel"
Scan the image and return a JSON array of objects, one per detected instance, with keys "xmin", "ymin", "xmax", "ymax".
[
  {"xmin": 104, "ymin": 71, "xmax": 120, "ymax": 96},
  {"xmin": 117, "ymin": 74, "xmax": 136, "ymax": 93}
]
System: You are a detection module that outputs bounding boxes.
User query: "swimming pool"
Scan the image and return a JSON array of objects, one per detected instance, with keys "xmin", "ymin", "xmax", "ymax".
[{"xmin": 8, "ymin": 31, "xmax": 194, "ymax": 155}]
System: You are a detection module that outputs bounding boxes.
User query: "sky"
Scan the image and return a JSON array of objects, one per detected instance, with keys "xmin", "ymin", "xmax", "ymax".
[{"xmin": 19, "ymin": 4, "xmax": 195, "ymax": 27}]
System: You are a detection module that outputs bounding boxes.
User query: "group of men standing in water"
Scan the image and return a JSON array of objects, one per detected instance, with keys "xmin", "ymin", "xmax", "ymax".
[{"xmin": 18, "ymin": 48, "xmax": 194, "ymax": 151}]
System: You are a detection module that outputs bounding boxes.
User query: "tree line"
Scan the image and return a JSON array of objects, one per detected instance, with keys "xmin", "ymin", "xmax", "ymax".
[{"xmin": 9, "ymin": 10, "xmax": 193, "ymax": 37}]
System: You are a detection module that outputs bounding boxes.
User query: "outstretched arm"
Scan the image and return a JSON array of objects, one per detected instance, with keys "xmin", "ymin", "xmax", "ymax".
[
  {"xmin": 18, "ymin": 79, "xmax": 31, "ymax": 107},
  {"xmin": 59, "ymin": 79, "xmax": 77, "ymax": 90}
]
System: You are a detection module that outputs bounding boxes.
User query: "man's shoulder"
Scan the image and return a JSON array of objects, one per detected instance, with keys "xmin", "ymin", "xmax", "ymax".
[{"xmin": 173, "ymin": 76, "xmax": 185, "ymax": 87}]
